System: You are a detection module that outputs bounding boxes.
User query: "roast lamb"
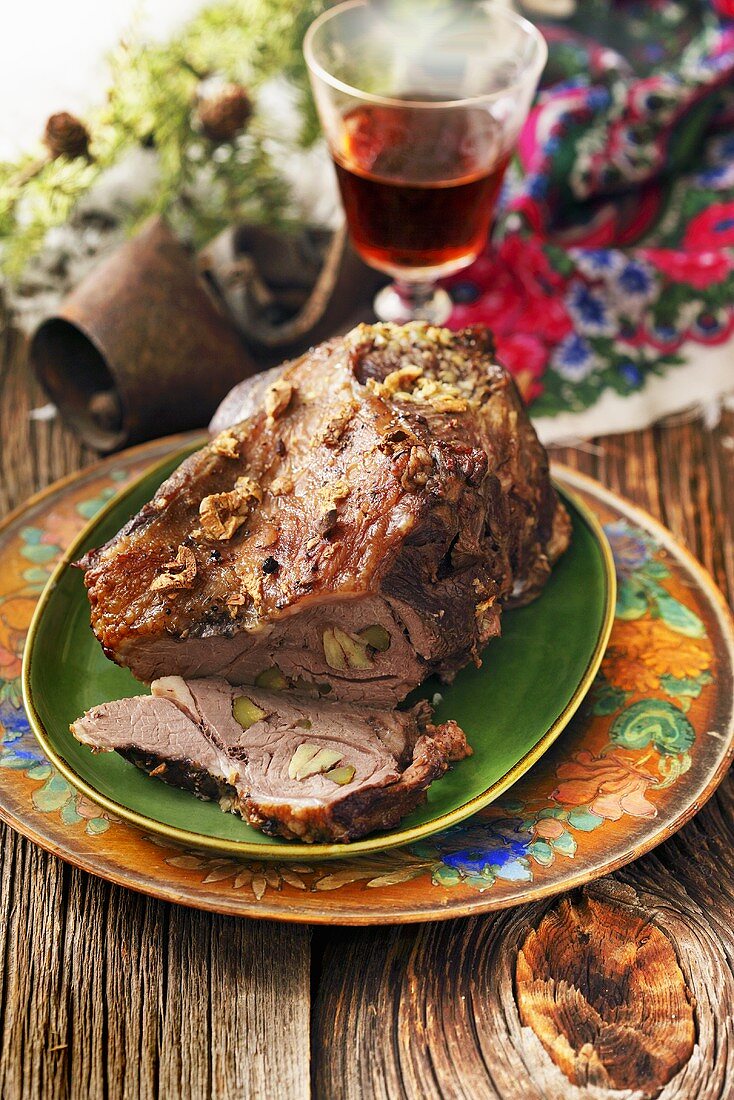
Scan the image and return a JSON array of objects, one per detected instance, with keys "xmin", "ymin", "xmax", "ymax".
[
  {"xmin": 79, "ymin": 322, "xmax": 570, "ymax": 704},
  {"xmin": 71, "ymin": 677, "xmax": 470, "ymax": 843}
]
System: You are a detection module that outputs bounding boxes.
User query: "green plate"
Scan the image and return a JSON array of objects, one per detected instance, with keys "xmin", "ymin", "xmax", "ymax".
[{"xmin": 23, "ymin": 446, "xmax": 615, "ymax": 860}]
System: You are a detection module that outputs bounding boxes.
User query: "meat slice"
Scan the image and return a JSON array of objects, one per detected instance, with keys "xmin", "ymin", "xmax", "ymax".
[
  {"xmin": 79, "ymin": 322, "xmax": 570, "ymax": 702},
  {"xmin": 71, "ymin": 677, "xmax": 471, "ymax": 843}
]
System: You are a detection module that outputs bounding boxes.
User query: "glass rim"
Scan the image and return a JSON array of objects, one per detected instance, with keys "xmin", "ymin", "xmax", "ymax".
[{"xmin": 303, "ymin": 0, "xmax": 548, "ymax": 110}]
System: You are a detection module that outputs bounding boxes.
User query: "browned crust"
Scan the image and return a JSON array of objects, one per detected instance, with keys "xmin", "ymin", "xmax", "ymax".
[{"xmin": 79, "ymin": 323, "xmax": 570, "ymax": 692}]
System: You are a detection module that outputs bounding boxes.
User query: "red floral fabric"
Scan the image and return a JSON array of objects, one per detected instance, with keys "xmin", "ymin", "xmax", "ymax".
[{"xmin": 444, "ymin": 0, "xmax": 734, "ymax": 425}]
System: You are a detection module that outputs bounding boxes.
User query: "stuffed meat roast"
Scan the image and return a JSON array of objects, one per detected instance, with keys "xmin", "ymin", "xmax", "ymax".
[
  {"xmin": 74, "ymin": 322, "xmax": 570, "ymax": 842},
  {"xmin": 79, "ymin": 322, "xmax": 570, "ymax": 705},
  {"xmin": 72, "ymin": 676, "xmax": 470, "ymax": 843}
]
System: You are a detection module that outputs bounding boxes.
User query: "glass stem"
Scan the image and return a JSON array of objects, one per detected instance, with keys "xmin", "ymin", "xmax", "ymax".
[
  {"xmin": 396, "ymin": 280, "xmax": 435, "ymax": 314},
  {"xmin": 374, "ymin": 279, "xmax": 453, "ymax": 325}
]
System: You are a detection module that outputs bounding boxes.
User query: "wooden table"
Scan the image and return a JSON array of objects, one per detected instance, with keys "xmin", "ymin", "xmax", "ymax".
[{"xmin": 1, "ymin": 317, "xmax": 733, "ymax": 1099}]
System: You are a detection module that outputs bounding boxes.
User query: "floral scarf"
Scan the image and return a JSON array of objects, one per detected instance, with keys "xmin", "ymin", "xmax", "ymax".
[{"xmin": 445, "ymin": 0, "xmax": 734, "ymax": 440}]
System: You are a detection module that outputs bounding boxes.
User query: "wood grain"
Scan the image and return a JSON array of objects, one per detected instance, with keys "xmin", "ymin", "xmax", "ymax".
[
  {"xmin": 2, "ymin": 311, "xmax": 733, "ymax": 1099},
  {"xmin": 0, "ymin": 328, "xmax": 312, "ymax": 1100},
  {"xmin": 313, "ymin": 412, "xmax": 734, "ymax": 1100},
  {"xmin": 516, "ymin": 895, "xmax": 695, "ymax": 1091},
  {"xmin": 313, "ymin": 834, "xmax": 734, "ymax": 1100}
]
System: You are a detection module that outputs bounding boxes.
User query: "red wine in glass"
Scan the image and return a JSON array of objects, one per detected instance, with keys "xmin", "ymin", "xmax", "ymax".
[
  {"xmin": 332, "ymin": 101, "xmax": 510, "ymax": 278},
  {"xmin": 304, "ymin": 0, "xmax": 546, "ymax": 322}
]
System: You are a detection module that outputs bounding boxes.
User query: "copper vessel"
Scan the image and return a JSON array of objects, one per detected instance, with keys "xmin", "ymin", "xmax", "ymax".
[{"xmin": 30, "ymin": 217, "xmax": 256, "ymax": 452}]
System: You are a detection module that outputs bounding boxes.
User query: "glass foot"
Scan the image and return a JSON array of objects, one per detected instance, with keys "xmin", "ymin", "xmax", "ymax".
[{"xmin": 374, "ymin": 281, "xmax": 453, "ymax": 326}]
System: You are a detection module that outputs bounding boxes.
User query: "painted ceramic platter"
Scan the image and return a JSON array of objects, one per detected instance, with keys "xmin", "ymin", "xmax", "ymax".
[
  {"xmin": 0, "ymin": 436, "xmax": 731, "ymax": 923},
  {"xmin": 23, "ymin": 442, "xmax": 614, "ymax": 861}
]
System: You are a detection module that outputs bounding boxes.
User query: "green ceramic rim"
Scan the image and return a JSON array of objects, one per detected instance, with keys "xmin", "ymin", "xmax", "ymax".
[{"xmin": 22, "ymin": 443, "xmax": 616, "ymax": 860}]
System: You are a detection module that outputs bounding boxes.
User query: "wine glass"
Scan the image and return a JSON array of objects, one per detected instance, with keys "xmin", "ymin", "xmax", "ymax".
[{"xmin": 304, "ymin": 0, "xmax": 547, "ymax": 325}]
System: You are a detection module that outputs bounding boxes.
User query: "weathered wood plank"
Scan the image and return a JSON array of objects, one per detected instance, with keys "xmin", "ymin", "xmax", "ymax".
[
  {"xmin": 0, "ymin": 324, "xmax": 91, "ymax": 517},
  {"xmin": 0, "ymin": 836, "xmax": 70, "ymax": 1100},
  {"xmin": 314, "ymin": 834, "xmax": 734, "ymax": 1100},
  {"xmin": 209, "ymin": 915, "xmax": 312, "ymax": 1100},
  {"xmin": 313, "ymin": 410, "xmax": 734, "ymax": 1100},
  {"xmin": 2, "ymin": 308, "xmax": 733, "ymax": 1099},
  {"xmin": 516, "ymin": 893, "xmax": 695, "ymax": 1091},
  {"xmin": 0, "ymin": 328, "xmax": 313, "ymax": 1100}
]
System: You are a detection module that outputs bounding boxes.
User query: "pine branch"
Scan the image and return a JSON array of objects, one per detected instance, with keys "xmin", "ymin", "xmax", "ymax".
[{"xmin": 0, "ymin": 0, "xmax": 328, "ymax": 281}]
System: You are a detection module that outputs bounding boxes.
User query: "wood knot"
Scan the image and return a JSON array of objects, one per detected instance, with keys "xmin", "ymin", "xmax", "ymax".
[{"xmin": 515, "ymin": 893, "xmax": 694, "ymax": 1096}]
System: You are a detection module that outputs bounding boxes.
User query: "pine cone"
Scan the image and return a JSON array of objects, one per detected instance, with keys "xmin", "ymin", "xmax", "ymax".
[
  {"xmin": 197, "ymin": 83, "xmax": 253, "ymax": 143},
  {"xmin": 44, "ymin": 112, "xmax": 91, "ymax": 159}
]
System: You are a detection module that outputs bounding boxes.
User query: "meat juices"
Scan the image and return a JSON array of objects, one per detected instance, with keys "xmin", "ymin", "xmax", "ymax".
[
  {"xmin": 79, "ymin": 323, "xmax": 570, "ymax": 704},
  {"xmin": 72, "ymin": 677, "xmax": 471, "ymax": 843}
]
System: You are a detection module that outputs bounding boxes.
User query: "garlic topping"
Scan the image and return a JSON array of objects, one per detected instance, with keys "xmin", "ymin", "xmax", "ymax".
[
  {"xmin": 150, "ymin": 545, "xmax": 197, "ymax": 592},
  {"xmin": 265, "ymin": 377, "xmax": 296, "ymax": 423},
  {"xmin": 199, "ymin": 476, "xmax": 262, "ymax": 541},
  {"xmin": 210, "ymin": 429, "xmax": 240, "ymax": 458}
]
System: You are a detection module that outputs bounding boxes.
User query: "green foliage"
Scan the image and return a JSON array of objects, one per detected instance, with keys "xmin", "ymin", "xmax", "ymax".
[
  {"xmin": 567, "ymin": 809, "xmax": 607, "ymax": 831},
  {"xmin": 610, "ymin": 698, "xmax": 696, "ymax": 756},
  {"xmin": 615, "ymin": 577, "xmax": 649, "ymax": 620},
  {"xmin": 653, "ymin": 590, "xmax": 706, "ymax": 638},
  {"xmin": 590, "ymin": 677, "xmax": 630, "ymax": 716},
  {"xmin": 612, "ymin": 563, "xmax": 706, "ymax": 638},
  {"xmin": 0, "ymin": 0, "xmax": 328, "ymax": 278},
  {"xmin": 660, "ymin": 670, "xmax": 713, "ymax": 710}
]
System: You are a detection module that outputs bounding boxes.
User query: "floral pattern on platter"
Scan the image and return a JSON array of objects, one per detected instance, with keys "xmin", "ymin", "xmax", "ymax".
[
  {"xmin": 139, "ymin": 516, "xmax": 715, "ymax": 898},
  {"xmin": 0, "ymin": 462, "xmax": 723, "ymax": 909},
  {"xmin": 0, "ymin": 472, "xmax": 129, "ymax": 836}
]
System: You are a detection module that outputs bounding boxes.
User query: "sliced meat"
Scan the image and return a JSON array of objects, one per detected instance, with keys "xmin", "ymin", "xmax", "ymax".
[
  {"xmin": 79, "ymin": 322, "xmax": 570, "ymax": 703},
  {"xmin": 71, "ymin": 677, "xmax": 471, "ymax": 843}
]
